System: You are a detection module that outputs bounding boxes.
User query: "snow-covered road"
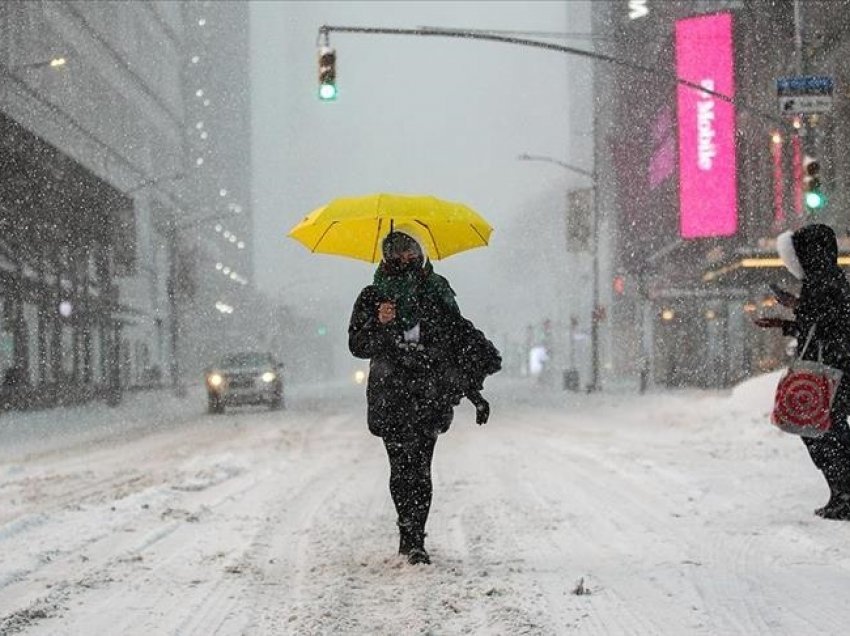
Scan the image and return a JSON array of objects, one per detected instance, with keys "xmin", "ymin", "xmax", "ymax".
[{"xmin": 2, "ymin": 375, "xmax": 850, "ymax": 635}]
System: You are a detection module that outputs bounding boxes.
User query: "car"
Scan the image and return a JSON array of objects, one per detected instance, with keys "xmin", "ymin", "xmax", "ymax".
[{"xmin": 204, "ymin": 352, "xmax": 284, "ymax": 414}]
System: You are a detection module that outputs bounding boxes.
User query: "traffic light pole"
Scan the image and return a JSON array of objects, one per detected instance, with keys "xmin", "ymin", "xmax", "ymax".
[
  {"xmin": 317, "ymin": 24, "xmax": 791, "ymax": 131},
  {"xmin": 792, "ymin": 0, "xmax": 825, "ymax": 214}
]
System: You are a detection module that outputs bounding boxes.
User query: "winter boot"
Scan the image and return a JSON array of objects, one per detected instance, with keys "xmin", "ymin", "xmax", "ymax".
[
  {"xmin": 407, "ymin": 546, "xmax": 431, "ymax": 565},
  {"xmin": 816, "ymin": 471, "xmax": 850, "ymax": 518},
  {"xmin": 398, "ymin": 520, "xmax": 417, "ymax": 556},
  {"xmin": 820, "ymin": 494, "xmax": 850, "ymax": 520},
  {"xmin": 815, "ymin": 490, "xmax": 841, "ymax": 517},
  {"xmin": 398, "ymin": 519, "xmax": 430, "ymax": 564}
]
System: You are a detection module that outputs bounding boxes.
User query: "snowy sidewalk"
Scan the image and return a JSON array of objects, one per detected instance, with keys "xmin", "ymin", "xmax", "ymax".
[{"xmin": 0, "ymin": 387, "xmax": 207, "ymax": 463}]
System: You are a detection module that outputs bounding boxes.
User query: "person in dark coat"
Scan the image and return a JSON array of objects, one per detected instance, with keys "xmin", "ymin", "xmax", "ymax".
[
  {"xmin": 348, "ymin": 230, "xmax": 501, "ymax": 564},
  {"xmin": 755, "ymin": 223, "xmax": 850, "ymax": 520}
]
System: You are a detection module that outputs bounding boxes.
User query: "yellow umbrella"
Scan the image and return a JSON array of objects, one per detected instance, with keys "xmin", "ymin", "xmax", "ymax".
[{"xmin": 287, "ymin": 193, "xmax": 493, "ymax": 263}]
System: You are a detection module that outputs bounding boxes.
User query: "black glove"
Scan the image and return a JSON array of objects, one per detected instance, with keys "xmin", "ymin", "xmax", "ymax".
[
  {"xmin": 475, "ymin": 399, "xmax": 490, "ymax": 425},
  {"xmin": 769, "ymin": 283, "xmax": 798, "ymax": 309},
  {"xmin": 467, "ymin": 390, "xmax": 490, "ymax": 425}
]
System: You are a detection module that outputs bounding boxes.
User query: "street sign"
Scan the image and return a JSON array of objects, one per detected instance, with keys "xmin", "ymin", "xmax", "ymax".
[
  {"xmin": 776, "ymin": 75, "xmax": 834, "ymax": 114},
  {"xmin": 779, "ymin": 95, "xmax": 832, "ymax": 114}
]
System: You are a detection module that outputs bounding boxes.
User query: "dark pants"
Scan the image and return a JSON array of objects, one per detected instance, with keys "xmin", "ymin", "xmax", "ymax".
[
  {"xmin": 383, "ymin": 433, "xmax": 437, "ymax": 531},
  {"xmin": 803, "ymin": 411, "xmax": 850, "ymax": 494}
]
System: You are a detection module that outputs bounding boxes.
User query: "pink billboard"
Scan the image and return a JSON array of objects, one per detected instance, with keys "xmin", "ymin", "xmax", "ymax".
[{"xmin": 675, "ymin": 12, "xmax": 737, "ymax": 239}]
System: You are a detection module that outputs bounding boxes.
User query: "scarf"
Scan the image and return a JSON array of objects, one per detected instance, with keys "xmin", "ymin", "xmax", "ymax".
[{"xmin": 372, "ymin": 261, "xmax": 457, "ymax": 330}]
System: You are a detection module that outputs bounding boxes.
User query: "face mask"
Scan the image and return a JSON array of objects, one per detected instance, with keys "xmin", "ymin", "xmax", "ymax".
[{"xmin": 384, "ymin": 255, "xmax": 423, "ymax": 276}]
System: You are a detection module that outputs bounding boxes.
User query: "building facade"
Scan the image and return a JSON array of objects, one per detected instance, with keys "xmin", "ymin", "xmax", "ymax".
[
  {"xmin": 592, "ymin": 0, "xmax": 850, "ymax": 388},
  {"xmin": 0, "ymin": 1, "xmax": 193, "ymax": 407}
]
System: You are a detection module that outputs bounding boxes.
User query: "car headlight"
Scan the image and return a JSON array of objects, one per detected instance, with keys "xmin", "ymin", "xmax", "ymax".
[
  {"xmin": 354, "ymin": 370, "xmax": 366, "ymax": 384},
  {"xmin": 261, "ymin": 371, "xmax": 276, "ymax": 383},
  {"xmin": 208, "ymin": 373, "xmax": 223, "ymax": 388}
]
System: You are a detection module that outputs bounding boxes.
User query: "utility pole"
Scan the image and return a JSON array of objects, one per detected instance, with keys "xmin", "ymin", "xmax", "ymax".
[
  {"xmin": 794, "ymin": 0, "xmax": 803, "ymax": 76},
  {"xmin": 588, "ymin": 107, "xmax": 601, "ymax": 392},
  {"xmin": 166, "ymin": 225, "xmax": 185, "ymax": 398}
]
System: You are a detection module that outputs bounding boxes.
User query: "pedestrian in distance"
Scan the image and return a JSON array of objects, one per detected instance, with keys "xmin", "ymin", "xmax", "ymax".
[
  {"xmin": 348, "ymin": 230, "xmax": 501, "ymax": 564},
  {"xmin": 754, "ymin": 223, "xmax": 850, "ymax": 520}
]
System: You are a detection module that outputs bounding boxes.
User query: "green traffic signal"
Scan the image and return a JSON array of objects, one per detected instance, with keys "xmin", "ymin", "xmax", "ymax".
[
  {"xmin": 805, "ymin": 190, "xmax": 825, "ymax": 210},
  {"xmin": 318, "ymin": 82, "xmax": 337, "ymax": 101}
]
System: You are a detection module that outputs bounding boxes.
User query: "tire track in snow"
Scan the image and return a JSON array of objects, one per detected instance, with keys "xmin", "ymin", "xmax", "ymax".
[
  {"xmin": 503, "ymin": 407, "xmax": 844, "ymax": 636},
  {"xmin": 0, "ymin": 413, "xmax": 316, "ymax": 634},
  {"xmin": 475, "ymin": 421, "xmax": 712, "ymax": 635},
  {"xmin": 243, "ymin": 429, "xmax": 391, "ymax": 634}
]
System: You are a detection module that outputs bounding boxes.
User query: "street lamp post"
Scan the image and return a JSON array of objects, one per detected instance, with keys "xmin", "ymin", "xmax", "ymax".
[
  {"xmin": 167, "ymin": 208, "xmax": 248, "ymax": 395},
  {"xmin": 517, "ymin": 153, "xmax": 601, "ymax": 392},
  {"xmin": 125, "ymin": 173, "xmax": 189, "ymax": 397},
  {"xmin": 123, "ymin": 174, "xmax": 240, "ymax": 398}
]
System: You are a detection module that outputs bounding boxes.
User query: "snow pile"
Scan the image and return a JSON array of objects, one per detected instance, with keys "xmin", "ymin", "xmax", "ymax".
[{"xmin": 728, "ymin": 369, "xmax": 782, "ymax": 417}]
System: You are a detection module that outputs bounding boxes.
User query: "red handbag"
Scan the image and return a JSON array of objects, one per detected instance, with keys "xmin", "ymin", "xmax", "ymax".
[{"xmin": 772, "ymin": 325, "xmax": 843, "ymax": 438}]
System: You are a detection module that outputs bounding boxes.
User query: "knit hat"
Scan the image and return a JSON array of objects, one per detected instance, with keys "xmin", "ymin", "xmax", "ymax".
[{"xmin": 381, "ymin": 231, "xmax": 423, "ymax": 261}]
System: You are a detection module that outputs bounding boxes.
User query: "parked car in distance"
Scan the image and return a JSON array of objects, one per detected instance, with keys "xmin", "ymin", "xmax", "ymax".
[{"xmin": 205, "ymin": 352, "xmax": 284, "ymax": 414}]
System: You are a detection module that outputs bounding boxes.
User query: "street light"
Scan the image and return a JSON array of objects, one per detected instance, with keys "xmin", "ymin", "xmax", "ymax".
[
  {"xmin": 517, "ymin": 152, "xmax": 601, "ymax": 392},
  {"xmin": 125, "ymin": 174, "xmax": 191, "ymax": 397},
  {"xmin": 164, "ymin": 206, "xmax": 249, "ymax": 397}
]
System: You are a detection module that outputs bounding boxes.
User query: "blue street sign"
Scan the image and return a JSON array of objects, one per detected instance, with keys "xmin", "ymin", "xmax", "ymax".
[{"xmin": 776, "ymin": 75, "xmax": 834, "ymax": 96}]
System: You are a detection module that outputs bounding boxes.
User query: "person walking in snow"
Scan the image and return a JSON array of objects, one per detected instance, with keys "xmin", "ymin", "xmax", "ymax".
[
  {"xmin": 755, "ymin": 224, "xmax": 850, "ymax": 520},
  {"xmin": 348, "ymin": 230, "xmax": 501, "ymax": 564}
]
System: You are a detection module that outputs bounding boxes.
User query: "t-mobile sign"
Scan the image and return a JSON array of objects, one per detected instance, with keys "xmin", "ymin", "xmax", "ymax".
[{"xmin": 675, "ymin": 12, "xmax": 737, "ymax": 239}]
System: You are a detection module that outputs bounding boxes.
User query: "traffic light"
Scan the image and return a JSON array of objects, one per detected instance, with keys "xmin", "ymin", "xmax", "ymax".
[
  {"xmin": 803, "ymin": 155, "xmax": 825, "ymax": 210},
  {"xmin": 318, "ymin": 46, "xmax": 337, "ymax": 101}
]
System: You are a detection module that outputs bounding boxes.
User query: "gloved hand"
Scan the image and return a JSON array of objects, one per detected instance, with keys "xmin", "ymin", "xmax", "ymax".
[
  {"xmin": 769, "ymin": 283, "xmax": 798, "ymax": 309},
  {"xmin": 475, "ymin": 399, "xmax": 490, "ymax": 425},
  {"xmin": 752, "ymin": 317, "xmax": 794, "ymax": 330},
  {"xmin": 467, "ymin": 390, "xmax": 490, "ymax": 425}
]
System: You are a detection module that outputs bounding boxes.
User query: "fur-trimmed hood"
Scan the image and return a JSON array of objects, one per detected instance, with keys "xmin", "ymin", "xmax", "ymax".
[
  {"xmin": 777, "ymin": 230, "xmax": 804, "ymax": 279},
  {"xmin": 778, "ymin": 224, "xmax": 839, "ymax": 280}
]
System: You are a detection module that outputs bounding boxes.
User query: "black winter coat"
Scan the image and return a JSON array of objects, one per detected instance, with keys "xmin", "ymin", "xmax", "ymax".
[
  {"xmin": 348, "ymin": 282, "xmax": 501, "ymax": 440},
  {"xmin": 783, "ymin": 224, "xmax": 850, "ymax": 415}
]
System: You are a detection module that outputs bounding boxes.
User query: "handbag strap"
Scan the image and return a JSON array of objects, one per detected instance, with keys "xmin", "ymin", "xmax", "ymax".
[{"xmin": 793, "ymin": 324, "xmax": 818, "ymax": 369}]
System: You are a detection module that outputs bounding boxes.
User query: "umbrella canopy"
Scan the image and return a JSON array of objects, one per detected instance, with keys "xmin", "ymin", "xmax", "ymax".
[{"xmin": 287, "ymin": 193, "xmax": 493, "ymax": 263}]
